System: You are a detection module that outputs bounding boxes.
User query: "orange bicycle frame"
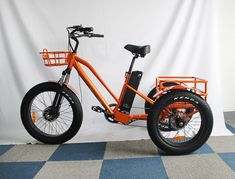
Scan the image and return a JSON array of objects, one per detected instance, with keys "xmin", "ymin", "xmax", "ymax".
[{"xmin": 66, "ymin": 53, "xmax": 154, "ymax": 124}]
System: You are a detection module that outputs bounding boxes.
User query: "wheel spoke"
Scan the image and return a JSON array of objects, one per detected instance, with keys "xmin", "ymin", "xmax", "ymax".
[
  {"xmin": 55, "ymin": 121, "xmax": 64, "ymax": 134},
  {"xmin": 60, "ymin": 111, "xmax": 73, "ymax": 115},
  {"xmin": 41, "ymin": 93, "xmax": 47, "ymax": 107},
  {"xmin": 60, "ymin": 114, "xmax": 73, "ymax": 120},
  {"xmin": 187, "ymin": 123, "xmax": 199, "ymax": 132},
  {"xmin": 57, "ymin": 118, "xmax": 70, "ymax": 128},
  {"xmin": 32, "ymin": 104, "xmax": 43, "ymax": 111},
  {"xmin": 47, "ymin": 92, "xmax": 53, "ymax": 105},
  {"xmin": 60, "ymin": 107, "xmax": 72, "ymax": 113},
  {"xmin": 35, "ymin": 96, "xmax": 48, "ymax": 108}
]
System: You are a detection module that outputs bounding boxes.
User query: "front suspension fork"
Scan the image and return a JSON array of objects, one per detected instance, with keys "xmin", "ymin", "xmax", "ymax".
[
  {"xmin": 59, "ymin": 68, "xmax": 71, "ymax": 85},
  {"xmin": 52, "ymin": 68, "xmax": 71, "ymax": 109}
]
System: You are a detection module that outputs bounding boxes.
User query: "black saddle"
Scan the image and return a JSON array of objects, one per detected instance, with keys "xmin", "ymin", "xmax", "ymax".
[{"xmin": 124, "ymin": 44, "xmax": 151, "ymax": 57}]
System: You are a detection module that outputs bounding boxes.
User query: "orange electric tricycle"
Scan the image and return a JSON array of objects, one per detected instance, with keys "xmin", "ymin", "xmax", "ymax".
[{"xmin": 21, "ymin": 25, "xmax": 213, "ymax": 154}]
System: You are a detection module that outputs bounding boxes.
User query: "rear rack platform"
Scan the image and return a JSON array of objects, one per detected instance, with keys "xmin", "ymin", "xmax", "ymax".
[{"xmin": 156, "ymin": 76, "xmax": 208, "ymax": 100}]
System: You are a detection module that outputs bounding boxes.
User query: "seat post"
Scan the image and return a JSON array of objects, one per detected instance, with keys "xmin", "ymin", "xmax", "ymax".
[{"xmin": 128, "ymin": 54, "xmax": 138, "ymax": 74}]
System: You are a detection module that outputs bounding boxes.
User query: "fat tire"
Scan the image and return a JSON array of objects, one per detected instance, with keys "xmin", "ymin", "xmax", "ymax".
[
  {"xmin": 147, "ymin": 91, "xmax": 213, "ymax": 155},
  {"xmin": 20, "ymin": 82, "xmax": 83, "ymax": 144}
]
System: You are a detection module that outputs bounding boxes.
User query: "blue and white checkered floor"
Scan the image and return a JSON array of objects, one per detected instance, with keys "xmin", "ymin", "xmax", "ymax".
[{"xmin": 0, "ymin": 115, "xmax": 235, "ymax": 179}]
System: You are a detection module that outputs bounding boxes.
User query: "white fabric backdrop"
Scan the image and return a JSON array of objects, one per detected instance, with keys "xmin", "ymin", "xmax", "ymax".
[{"xmin": 0, "ymin": 0, "xmax": 232, "ymax": 144}]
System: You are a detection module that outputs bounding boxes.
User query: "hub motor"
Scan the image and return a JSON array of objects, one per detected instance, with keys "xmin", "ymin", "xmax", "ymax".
[
  {"xmin": 169, "ymin": 111, "xmax": 189, "ymax": 130},
  {"xmin": 43, "ymin": 106, "xmax": 60, "ymax": 122}
]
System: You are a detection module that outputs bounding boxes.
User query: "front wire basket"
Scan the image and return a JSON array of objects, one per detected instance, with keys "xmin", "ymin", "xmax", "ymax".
[{"xmin": 40, "ymin": 49, "xmax": 70, "ymax": 66}]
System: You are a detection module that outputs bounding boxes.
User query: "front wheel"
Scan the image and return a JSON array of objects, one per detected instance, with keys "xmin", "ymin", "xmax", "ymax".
[
  {"xmin": 20, "ymin": 82, "xmax": 83, "ymax": 144},
  {"xmin": 147, "ymin": 91, "xmax": 213, "ymax": 155}
]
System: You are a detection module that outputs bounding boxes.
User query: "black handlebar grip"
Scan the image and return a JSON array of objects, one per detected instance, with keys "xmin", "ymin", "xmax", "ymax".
[
  {"xmin": 80, "ymin": 27, "xmax": 94, "ymax": 32},
  {"xmin": 92, "ymin": 34, "xmax": 104, "ymax": 38}
]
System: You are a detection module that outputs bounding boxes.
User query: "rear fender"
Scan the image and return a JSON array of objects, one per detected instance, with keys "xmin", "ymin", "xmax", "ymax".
[
  {"xmin": 149, "ymin": 82, "xmax": 186, "ymax": 97},
  {"xmin": 156, "ymin": 85, "xmax": 189, "ymax": 98}
]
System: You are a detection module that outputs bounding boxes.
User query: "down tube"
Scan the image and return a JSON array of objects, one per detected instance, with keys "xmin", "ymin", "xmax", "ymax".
[{"xmin": 73, "ymin": 61, "xmax": 114, "ymax": 113}]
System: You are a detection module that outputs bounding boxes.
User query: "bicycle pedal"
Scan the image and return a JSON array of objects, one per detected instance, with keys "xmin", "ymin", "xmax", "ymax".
[{"xmin": 91, "ymin": 106, "xmax": 104, "ymax": 113}]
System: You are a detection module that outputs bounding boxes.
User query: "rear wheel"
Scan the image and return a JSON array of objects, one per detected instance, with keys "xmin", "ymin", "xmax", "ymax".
[
  {"xmin": 147, "ymin": 91, "xmax": 213, "ymax": 155},
  {"xmin": 20, "ymin": 82, "xmax": 83, "ymax": 144}
]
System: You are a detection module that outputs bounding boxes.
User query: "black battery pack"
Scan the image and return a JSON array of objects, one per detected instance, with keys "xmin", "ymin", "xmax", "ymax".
[{"xmin": 119, "ymin": 71, "xmax": 143, "ymax": 113}]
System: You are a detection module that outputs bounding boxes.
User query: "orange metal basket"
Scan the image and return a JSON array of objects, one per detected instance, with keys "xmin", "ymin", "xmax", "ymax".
[{"xmin": 40, "ymin": 49, "xmax": 70, "ymax": 66}]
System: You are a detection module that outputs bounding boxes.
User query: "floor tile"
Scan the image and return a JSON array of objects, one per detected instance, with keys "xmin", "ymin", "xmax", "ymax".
[
  {"xmin": 226, "ymin": 119, "xmax": 235, "ymax": 127},
  {"xmin": 193, "ymin": 143, "xmax": 214, "ymax": 154},
  {"xmin": 207, "ymin": 136, "xmax": 235, "ymax": 153},
  {"xmin": 49, "ymin": 142, "xmax": 106, "ymax": 161},
  {"xmin": 224, "ymin": 112, "xmax": 235, "ymax": 130},
  {"xmin": 0, "ymin": 144, "xmax": 58, "ymax": 162},
  {"xmin": 224, "ymin": 112, "xmax": 235, "ymax": 121},
  {"xmin": 162, "ymin": 153, "xmax": 235, "ymax": 179},
  {"xmin": 35, "ymin": 160, "xmax": 102, "ymax": 179},
  {"xmin": 218, "ymin": 152, "xmax": 235, "ymax": 172},
  {"xmin": 104, "ymin": 139, "xmax": 159, "ymax": 159},
  {"xmin": 0, "ymin": 145, "xmax": 13, "ymax": 156},
  {"xmin": 0, "ymin": 162, "xmax": 45, "ymax": 179},
  {"xmin": 100, "ymin": 157, "xmax": 167, "ymax": 179},
  {"xmin": 226, "ymin": 123, "xmax": 235, "ymax": 134},
  {"xmin": 157, "ymin": 143, "xmax": 214, "ymax": 155}
]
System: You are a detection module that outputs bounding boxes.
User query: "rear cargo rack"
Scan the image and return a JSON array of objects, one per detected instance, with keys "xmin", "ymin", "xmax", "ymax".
[{"xmin": 156, "ymin": 76, "xmax": 208, "ymax": 100}]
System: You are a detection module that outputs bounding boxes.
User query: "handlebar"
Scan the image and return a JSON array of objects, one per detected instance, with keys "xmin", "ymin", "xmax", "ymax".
[
  {"xmin": 67, "ymin": 25, "xmax": 103, "ymax": 37},
  {"xmin": 67, "ymin": 25, "xmax": 94, "ymax": 33},
  {"xmin": 73, "ymin": 33, "xmax": 104, "ymax": 38},
  {"xmin": 67, "ymin": 25, "xmax": 104, "ymax": 52}
]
